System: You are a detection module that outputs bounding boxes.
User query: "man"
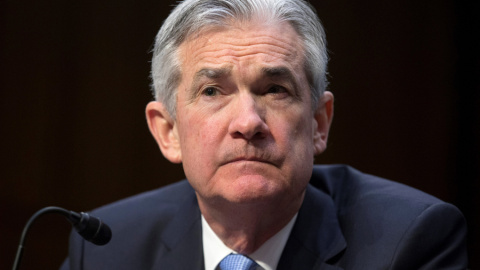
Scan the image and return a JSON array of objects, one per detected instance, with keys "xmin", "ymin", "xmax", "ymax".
[{"xmin": 61, "ymin": 0, "xmax": 468, "ymax": 269}]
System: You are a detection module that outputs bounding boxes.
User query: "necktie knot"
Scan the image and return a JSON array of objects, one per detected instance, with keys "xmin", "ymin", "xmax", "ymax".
[{"xmin": 219, "ymin": 253, "xmax": 257, "ymax": 270}]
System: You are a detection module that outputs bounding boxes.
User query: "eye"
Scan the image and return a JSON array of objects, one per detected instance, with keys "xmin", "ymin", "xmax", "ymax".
[
  {"xmin": 267, "ymin": 85, "xmax": 288, "ymax": 95},
  {"xmin": 202, "ymin": 87, "xmax": 218, "ymax": 97}
]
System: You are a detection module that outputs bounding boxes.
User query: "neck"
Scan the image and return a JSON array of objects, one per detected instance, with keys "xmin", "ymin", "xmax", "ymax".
[{"xmin": 197, "ymin": 191, "xmax": 305, "ymax": 254}]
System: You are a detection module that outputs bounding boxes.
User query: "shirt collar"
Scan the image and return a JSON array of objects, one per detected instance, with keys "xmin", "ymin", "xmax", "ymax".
[{"xmin": 202, "ymin": 214, "xmax": 298, "ymax": 270}]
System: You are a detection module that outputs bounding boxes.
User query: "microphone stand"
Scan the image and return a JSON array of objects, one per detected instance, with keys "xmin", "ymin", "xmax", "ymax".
[{"xmin": 12, "ymin": 206, "xmax": 111, "ymax": 270}]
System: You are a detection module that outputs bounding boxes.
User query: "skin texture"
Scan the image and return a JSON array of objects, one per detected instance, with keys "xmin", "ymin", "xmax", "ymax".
[{"xmin": 146, "ymin": 20, "xmax": 334, "ymax": 253}]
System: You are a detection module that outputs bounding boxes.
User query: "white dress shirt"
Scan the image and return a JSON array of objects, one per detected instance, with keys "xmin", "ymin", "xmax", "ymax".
[{"xmin": 202, "ymin": 214, "xmax": 298, "ymax": 270}]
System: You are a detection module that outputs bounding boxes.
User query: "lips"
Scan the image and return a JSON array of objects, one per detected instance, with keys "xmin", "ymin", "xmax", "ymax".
[{"xmin": 223, "ymin": 156, "xmax": 276, "ymax": 167}]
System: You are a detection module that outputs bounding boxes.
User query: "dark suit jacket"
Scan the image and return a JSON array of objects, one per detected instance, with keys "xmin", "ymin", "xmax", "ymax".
[{"xmin": 60, "ymin": 165, "xmax": 468, "ymax": 269}]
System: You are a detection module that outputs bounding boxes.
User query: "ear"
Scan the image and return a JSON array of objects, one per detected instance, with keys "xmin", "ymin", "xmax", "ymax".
[
  {"xmin": 313, "ymin": 91, "xmax": 334, "ymax": 155},
  {"xmin": 145, "ymin": 101, "xmax": 182, "ymax": 163}
]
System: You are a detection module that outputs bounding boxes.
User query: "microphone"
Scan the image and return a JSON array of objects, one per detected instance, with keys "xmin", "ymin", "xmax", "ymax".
[
  {"xmin": 12, "ymin": 206, "xmax": 112, "ymax": 270},
  {"xmin": 68, "ymin": 210, "xmax": 112, "ymax": 245}
]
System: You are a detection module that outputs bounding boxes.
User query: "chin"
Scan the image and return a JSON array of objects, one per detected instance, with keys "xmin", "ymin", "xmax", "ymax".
[{"xmin": 223, "ymin": 174, "xmax": 287, "ymax": 203}]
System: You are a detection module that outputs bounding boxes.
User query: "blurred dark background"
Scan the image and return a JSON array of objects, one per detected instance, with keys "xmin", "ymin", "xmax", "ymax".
[{"xmin": 1, "ymin": 0, "xmax": 478, "ymax": 269}]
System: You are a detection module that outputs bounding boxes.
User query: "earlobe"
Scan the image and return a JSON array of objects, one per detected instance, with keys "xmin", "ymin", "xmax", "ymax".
[
  {"xmin": 313, "ymin": 91, "xmax": 334, "ymax": 155},
  {"xmin": 145, "ymin": 101, "xmax": 182, "ymax": 163}
]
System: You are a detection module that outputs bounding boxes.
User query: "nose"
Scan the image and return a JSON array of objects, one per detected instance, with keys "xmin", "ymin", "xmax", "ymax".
[{"xmin": 228, "ymin": 93, "xmax": 269, "ymax": 140}]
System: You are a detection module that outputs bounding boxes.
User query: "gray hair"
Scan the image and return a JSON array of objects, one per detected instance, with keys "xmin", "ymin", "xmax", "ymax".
[{"xmin": 151, "ymin": 0, "xmax": 328, "ymax": 118}]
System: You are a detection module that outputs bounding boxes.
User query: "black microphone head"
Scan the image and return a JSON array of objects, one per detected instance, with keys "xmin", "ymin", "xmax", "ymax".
[{"xmin": 73, "ymin": 212, "xmax": 112, "ymax": 246}]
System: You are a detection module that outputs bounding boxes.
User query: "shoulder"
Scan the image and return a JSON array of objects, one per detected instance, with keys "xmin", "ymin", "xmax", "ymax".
[
  {"xmin": 309, "ymin": 164, "xmax": 467, "ymax": 269},
  {"xmin": 310, "ymin": 164, "xmax": 444, "ymax": 211},
  {"xmin": 89, "ymin": 179, "xmax": 195, "ymax": 228},
  {"xmin": 62, "ymin": 180, "xmax": 200, "ymax": 270},
  {"xmin": 309, "ymin": 164, "xmax": 462, "ymax": 226}
]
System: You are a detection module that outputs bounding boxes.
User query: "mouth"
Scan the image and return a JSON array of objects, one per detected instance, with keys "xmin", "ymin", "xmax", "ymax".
[{"xmin": 224, "ymin": 157, "xmax": 275, "ymax": 166}]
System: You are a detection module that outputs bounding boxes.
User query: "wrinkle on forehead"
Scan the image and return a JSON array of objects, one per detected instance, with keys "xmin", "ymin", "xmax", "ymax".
[{"xmin": 179, "ymin": 21, "xmax": 303, "ymax": 73}]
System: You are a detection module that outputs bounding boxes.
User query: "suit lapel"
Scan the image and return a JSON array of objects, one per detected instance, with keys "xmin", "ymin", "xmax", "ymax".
[
  {"xmin": 152, "ymin": 186, "xmax": 204, "ymax": 270},
  {"xmin": 148, "ymin": 178, "xmax": 346, "ymax": 270},
  {"xmin": 278, "ymin": 184, "xmax": 346, "ymax": 270}
]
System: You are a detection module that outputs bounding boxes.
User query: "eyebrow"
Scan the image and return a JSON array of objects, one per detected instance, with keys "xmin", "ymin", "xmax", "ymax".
[
  {"xmin": 189, "ymin": 67, "xmax": 232, "ymax": 98},
  {"xmin": 262, "ymin": 66, "xmax": 299, "ymax": 94},
  {"xmin": 192, "ymin": 67, "xmax": 232, "ymax": 85},
  {"xmin": 261, "ymin": 66, "xmax": 294, "ymax": 79},
  {"xmin": 188, "ymin": 66, "xmax": 299, "ymax": 98}
]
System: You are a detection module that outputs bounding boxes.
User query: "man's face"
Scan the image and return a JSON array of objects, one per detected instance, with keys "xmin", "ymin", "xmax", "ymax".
[{"xmin": 149, "ymin": 21, "xmax": 332, "ymax": 205}]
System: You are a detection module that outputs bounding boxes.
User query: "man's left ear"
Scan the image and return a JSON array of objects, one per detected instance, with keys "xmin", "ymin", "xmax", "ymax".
[{"xmin": 313, "ymin": 91, "xmax": 334, "ymax": 155}]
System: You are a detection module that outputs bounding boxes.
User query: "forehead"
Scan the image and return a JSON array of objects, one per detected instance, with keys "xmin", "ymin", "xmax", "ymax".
[{"xmin": 177, "ymin": 21, "xmax": 305, "ymax": 77}]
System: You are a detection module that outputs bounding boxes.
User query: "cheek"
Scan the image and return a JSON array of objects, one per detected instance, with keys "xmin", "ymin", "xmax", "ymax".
[
  {"xmin": 276, "ymin": 111, "xmax": 315, "ymax": 176},
  {"xmin": 266, "ymin": 111, "xmax": 314, "ymax": 192},
  {"xmin": 289, "ymin": 114, "xmax": 316, "ymax": 171},
  {"xmin": 178, "ymin": 113, "xmax": 225, "ymax": 172},
  {"xmin": 271, "ymin": 109, "xmax": 314, "ymax": 150}
]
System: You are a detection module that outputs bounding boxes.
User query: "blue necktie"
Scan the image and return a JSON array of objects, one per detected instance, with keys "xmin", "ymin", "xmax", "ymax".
[{"xmin": 219, "ymin": 253, "xmax": 257, "ymax": 270}]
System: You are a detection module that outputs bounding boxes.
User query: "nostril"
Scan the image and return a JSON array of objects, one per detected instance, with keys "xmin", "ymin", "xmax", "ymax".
[
  {"xmin": 232, "ymin": 131, "xmax": 244, "ymax": 139},
  {"xmin": 231, "ymin": 128, "xmax": 267, "ymax": 141}
]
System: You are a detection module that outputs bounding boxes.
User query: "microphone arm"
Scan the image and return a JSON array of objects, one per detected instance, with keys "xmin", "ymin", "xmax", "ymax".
[{"xmin": 12, "ymin": 206, "xmax": 112, "ymax": 270}]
